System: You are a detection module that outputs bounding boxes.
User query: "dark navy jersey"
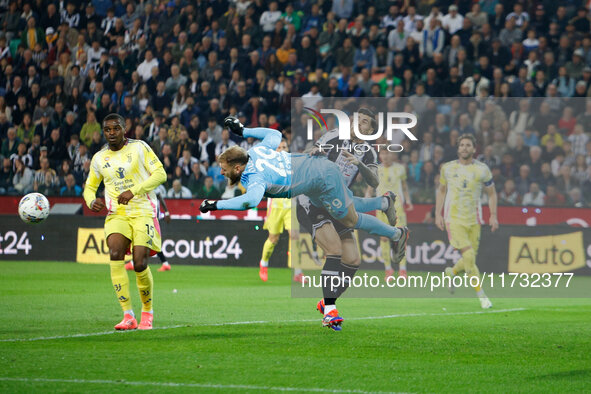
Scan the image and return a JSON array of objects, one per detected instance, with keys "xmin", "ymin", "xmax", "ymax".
[{"xmin": 315, "ymin": 128, "xmax": 378, "ymax": 187}]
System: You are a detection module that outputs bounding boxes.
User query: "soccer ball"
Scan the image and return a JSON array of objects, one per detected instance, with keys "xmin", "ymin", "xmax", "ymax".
[{"xmin": 18, "ymin": 193, "xmax": 50, "ymax": 224}]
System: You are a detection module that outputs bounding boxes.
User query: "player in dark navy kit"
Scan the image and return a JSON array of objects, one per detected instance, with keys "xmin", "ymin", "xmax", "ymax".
[{"xmin": 297, "ymin": 108, "xmax": 399, "ymax": 326}]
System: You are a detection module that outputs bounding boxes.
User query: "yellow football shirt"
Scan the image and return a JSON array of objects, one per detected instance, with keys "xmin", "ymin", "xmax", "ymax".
[
  {"xmin": 270, "ymin": 197, "xmax": 291, "ymax": 210},
  {"xmin": 84, "ymin": 139, "xmax": 166, "ymax": 217},
  {"xmin": 439, "ymin": 159, "xmax": 493, "ymax": 226},
  {"xmin": 376, "ymin": 163, "xmax": 406, "ymax": 203}
]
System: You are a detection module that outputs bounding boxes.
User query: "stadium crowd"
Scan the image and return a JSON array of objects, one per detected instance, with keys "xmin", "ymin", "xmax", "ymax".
[{"xmin": 0, "ymin": 0, "xmax": 590, "ymax": 207}]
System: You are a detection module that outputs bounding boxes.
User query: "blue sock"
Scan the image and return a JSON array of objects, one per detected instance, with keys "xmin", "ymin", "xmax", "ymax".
[
  {"xmin": 353, "ymin": 197, "xmax": 383, "ymax": 213},
  {"xmin": 354, "ymin": 213, "xmax": 400, "ymax": 239}
]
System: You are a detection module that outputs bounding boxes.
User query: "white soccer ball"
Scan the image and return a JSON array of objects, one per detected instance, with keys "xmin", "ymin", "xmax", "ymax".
[{"xmin": 18, "ymin": 193, "xmax": 50, "ymax": 224}]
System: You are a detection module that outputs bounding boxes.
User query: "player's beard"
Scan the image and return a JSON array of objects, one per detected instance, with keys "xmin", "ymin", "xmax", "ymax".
[
  {"xmin": 227, "ymin": 168, "xmax": 241, "ymax": 186},
  {"xmin": 459, "ymin": 151, "xmax": 473, "ymax": 160}
]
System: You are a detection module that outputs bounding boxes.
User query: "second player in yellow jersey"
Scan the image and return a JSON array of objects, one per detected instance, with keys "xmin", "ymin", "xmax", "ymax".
[
  {"xmin": 375, "ymin": 150, "xmax": 413, "ymax": 280},
  {"xmin": 435, "ymin": 134, "xmax": 498, "ymax": 309}
]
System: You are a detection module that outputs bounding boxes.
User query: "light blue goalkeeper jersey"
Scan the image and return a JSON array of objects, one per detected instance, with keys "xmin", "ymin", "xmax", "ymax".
[
  {"xmin": 216, "ymin": 127, "xmax": 353, "ymax": 219},
  {"xmin": 217, "ymin": 127, "xmax": 292, "ymax": 210}
]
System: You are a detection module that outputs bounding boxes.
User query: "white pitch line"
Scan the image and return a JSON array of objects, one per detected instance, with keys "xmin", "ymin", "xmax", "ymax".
[
  {"xmin": 0, "ymin": 377, "xmax": 396, "ymax": 393},
  {"xmin": 0, "ymin": 308, "xmax": 526, "ymax": 343},
  {"xmin": 0, "ymin": 325, "xmax": 188, "ymax": 343}
]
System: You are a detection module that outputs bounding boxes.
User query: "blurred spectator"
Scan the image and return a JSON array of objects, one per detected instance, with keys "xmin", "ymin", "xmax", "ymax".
[
  {"xmin": 60, "ymin": 174, "xmax": 82, "ymax": 196},
  {"xmin": 522, "ymin": 182, "xmax": 545, "ymax": 206},
  {"xmin": 9, "ymin": 142, "xmax": 33, "ymax": 170},
  {"xmin": 196, "ymin": 176, "xmax": 221, "ymax": 199},
  {"xmin": 568, "ymin": 124, "xmax": 589, "ymax": 156},
  {"xmin": 0, "ymin": 158, "xmax": 14, "ymax": 194},
  {"xmin": 221, "ymin": 179, "xmax": 243, "ymax": 199},
  {"xmin": 33, "ymin": 157, "xmax": 59, "ymax": 196},
  {"xmin": 568, "ymin": 187, "xmax": 587, "ymax": 208},
  {"xmin": 499, "ymin": 179, "xmax": 520, "ymax": 206},
  {"xmin": 2, "ymin": 128, "xmax": 20, "ymax": 158},
  {"xmin": 544, "ymin": 185, "xmax": 565, "ymax": 207},
  {"xmin": 80, "ymin": 112, "xmax": 101, "ymax": 147},
  {"xmin": 167, "ymin": 179, "xmax": 191, "ymax": 199},
  {"xmin": 12, "ymin": 158, "xmax": 34, "ymax": 195},
  {"xmin": 556, "ymin": 165, "xmax": 575, "ymax": 195}
]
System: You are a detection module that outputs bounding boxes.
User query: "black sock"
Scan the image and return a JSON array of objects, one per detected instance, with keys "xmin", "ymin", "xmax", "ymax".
[
  {"xmin": 321, "ymin": 255, "xmax": 359, "ymax": 306},
  {"xmin": 157, "ymin": 252, "xmax": 166, "ymax": 263}
]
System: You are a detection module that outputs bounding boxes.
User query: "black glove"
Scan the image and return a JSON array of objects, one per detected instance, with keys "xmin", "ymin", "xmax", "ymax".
[
  {"xmin": 224, "ymin": 116, "xmax": 244, "ymax": 137},
  {"xmin": 200, "ymin": 200, "xmax": 218, "ymax": 213}
]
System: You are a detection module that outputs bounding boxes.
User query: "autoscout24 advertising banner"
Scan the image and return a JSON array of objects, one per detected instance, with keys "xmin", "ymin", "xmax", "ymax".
[{"xmin": 289, "ymin": 97, "xmax": 591, "ymax": 298}]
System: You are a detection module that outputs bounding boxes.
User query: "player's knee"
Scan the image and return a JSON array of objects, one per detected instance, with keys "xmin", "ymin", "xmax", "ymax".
[
  {"xmin": 133, "ymin": 257, "xmax": 148, "ymax": 272},
  {"xmin": 268, "ymin": 234, "xmax": 279, "ymax": 244},
  {"xmin": 342, "ymin": 253, "xmax": 360, "ymax": 267},
  {"xmin": 462, "ymin": 248, "xmax": 476, "ymax": 274},
  {"xmin": 109, "ymin": 249, "xmax": 126, "ymax": 261}
]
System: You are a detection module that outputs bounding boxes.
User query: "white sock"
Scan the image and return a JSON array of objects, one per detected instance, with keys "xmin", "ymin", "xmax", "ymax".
[
  {"xmin": 324, "ymin": 304, "xmax": 336, "ymax": 314},
  {"xmin": 143, "ymin": 310, "xmax": 153, "ymax": 315},
  {"xmin": 124, "ymin": 310, "xmax": 135, "ymax": 318},
  {"xmin": 260, "ymin": 260, "xmax": 268, "ymax": 268},
  {"xmin": 381, "ymin": 196, "xmax": 389, "ymax": 210},
  {"xmin": 294, "ymin": 268, "xmax": 302, "ymax": 275},
  {"xmin": 162, "ymin": 261, "xmax": 170, "ymax": 266},
  {"xmin": 476, "ymin": 289, "xmax": 486, "ymax": 298}
]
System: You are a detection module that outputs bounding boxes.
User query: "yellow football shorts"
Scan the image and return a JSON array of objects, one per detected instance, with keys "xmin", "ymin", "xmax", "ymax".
[
  {"xmin": 446, "ymin": 222, "xmax": 481, "ymax": 252},
  {"xmin": 376, "ymin": 196, "xmax": 407, "ymax": 227},
  {"xmin": 105, "ymin": 214, "xmax": 162, "ymax": 253},
  {"xmin": 263, "ymin": 206, "xmax": 292, "ymax": 234}
]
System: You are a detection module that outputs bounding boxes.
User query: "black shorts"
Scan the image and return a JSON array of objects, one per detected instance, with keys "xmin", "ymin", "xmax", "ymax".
[{"xmin": 296, "ymin": 200, "xmax": 353, "ymax": 240}]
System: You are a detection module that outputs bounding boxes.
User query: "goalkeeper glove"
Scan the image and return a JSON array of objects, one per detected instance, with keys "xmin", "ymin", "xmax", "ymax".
[
  {"xmin": 224, "ymin": 116, "xmax": 244, "ymax": 137},
  {"xmin": 200, "ymin": 200, "xmax": 218, "ymax": 213}
]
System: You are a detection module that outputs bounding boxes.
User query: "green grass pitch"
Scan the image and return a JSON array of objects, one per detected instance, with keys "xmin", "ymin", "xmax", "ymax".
[{"xmin": 0, "ymin": 261, "xmax": 590, "ymax": 393}]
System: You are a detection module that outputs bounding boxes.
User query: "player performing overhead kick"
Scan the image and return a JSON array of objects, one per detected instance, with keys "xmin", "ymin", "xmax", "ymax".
[
  {"xmin": 435, "ymin": 134, "xmax": 499, "ymax": 309},
  {"xmin": 84, "ymin": 113, "xmax": 166, "ymax": 330},
  {"xmin": 200, "ymin": 116, "xmax": 409, "ymax": 331}
]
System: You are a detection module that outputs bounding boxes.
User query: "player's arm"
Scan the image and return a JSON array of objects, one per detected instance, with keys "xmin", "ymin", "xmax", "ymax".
[
  {"xmin": 401, "ymin": 179, "xmax": 413, "ymax": 210},
  {"xmin": 224, "ymin": 116, "xmax": 282, "ymax": 150},
  {"xmin": 342, "ymin": 148, "xmax": 380, "ymax": 188},
  {"xmin": 120, "ymin": 142, "xmax": 167, "ymax": 204},
  {"xmin": 157, "ymin": 193, "xmax": 171, "ymax": 222},
  {"xmin": 355, "ymin": 158, "xmax": 379, "ymax": 188},
  {"xmin": 83, "ymin": 156, "xmax": 105, "ymax": 212},
  {"xmin": 243, "ymin": 127, "xmax": 282, "ymax": 150},
  {"xmin": 200, "ymin": 183, "xmax": 266, "ymax": 212},
  {"xmin": 485, "ymin": 183, "xmax": 499, "ymax": 232},
  {"xmin": 435, "ymin": 181, "xmax": 447, "ymax": 231}
]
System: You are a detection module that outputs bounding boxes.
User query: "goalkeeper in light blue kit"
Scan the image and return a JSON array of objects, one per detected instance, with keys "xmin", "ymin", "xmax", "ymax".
[{"xmin": 200, "ymin": 117, "xmax": 409, "ymax": 331}]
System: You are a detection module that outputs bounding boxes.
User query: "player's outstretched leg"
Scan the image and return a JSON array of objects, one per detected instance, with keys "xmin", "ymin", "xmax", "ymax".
[
  {"xmin": 380, "ymin": 236, "xmax": 394, "ymax": 280},
  {"xmin": 351, "ymin": 193, "xmax": 397, "ymax": 226},
  {"xmin": 259, "ymin": 235, "xmax": 279, "ymax": 282},
  {"xmin": 111, "ymin": 259, "xmax": 138, "ymax": 330},
  {"xmin": 107, "ymin": 234, "xmax": 137, "ymax": 330},
  {"xmin": 157, "ymin": 251, "xmax": 171, "ymax": 272},
  {"xmin": 133, "ymin": 246, "xmax": 154, "ymax": 329}
]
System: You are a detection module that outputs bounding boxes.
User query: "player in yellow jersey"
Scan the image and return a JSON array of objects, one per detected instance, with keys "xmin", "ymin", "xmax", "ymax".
[
  {"xmin": 375, "ymin": 150, "xmax": 413, "ymax": 280},
  {"xmin": 435, "ymin": 134, "xmax": 498, "ymax": 309},
  {"xmin": 259, "ymin": 139, "xmax": 311, "ymax": 283},
  {"xmin": 83, "ymin": 114, "xmax": 167, "ymax": 330}
]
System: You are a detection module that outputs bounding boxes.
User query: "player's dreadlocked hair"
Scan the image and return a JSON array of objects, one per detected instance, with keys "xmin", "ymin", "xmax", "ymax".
[
  {"xmin": 458, "ymin": 133, "xmax": 476, "ymax": 147},
  {"xmin": 218, "ymin": 146, "xmax": 249, "ymax": 166},
  {"xmin": 103, "ymin": 113, "xmax": 126, "ymax": 129}
]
